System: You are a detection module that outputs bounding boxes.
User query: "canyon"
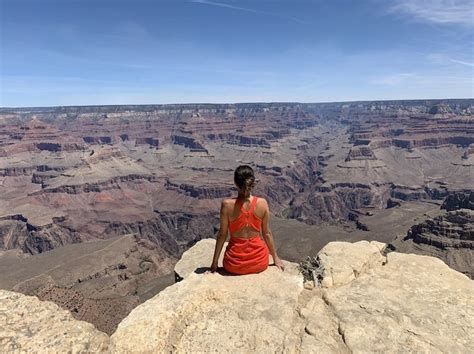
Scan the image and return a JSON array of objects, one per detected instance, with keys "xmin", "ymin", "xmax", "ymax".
[{"xmin": 0, "ymin": 99, "xmax": 473, "ymax": 333}]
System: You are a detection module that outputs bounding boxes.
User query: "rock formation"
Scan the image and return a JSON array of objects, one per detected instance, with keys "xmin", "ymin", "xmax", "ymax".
[
  {"xmin": 441, "ymin": 190, "xmax": 474, "ymax": 211},
  {"xmin": 2, "ymin": 239, "xmax": 473, "ymax": 352},
  {"xmin": 110, "ymin": 239, "xmax": 473, "ymax": 352},
  {"xmin": 345, "ymin": 145, "xmax": 377, "ymax": 161},
  {"xmin": 389, "ymin": 191, "xmax": 474, "ymax": 278},
  {"xmin": 0, "ymin": 290, "xmax": 109, "ymax": 352},
  {"xmin": 0, "ymin": 234, "xmax": 176, "ymax": 335},
  {"xmin": 1, "ymin": 100, "xmax": 472, "ymax": 255}
]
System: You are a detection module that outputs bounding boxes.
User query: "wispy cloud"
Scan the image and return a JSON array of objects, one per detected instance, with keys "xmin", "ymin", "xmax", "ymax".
[
  {"xmin": 369, "ymin": 72, "xmax": 472, "ymax": 88},
  {"xmin": 426, "ymin": 53, "xmax": 474, "ymax": 67},
  {"xmin": 389, "ymin": 0, "xmax": 473, "ymax": 26},
  {"xmin": 450, "ymin": 58, "xmax": 474, "ymax": 67},
  {"xmin": 369, "ymin": 73, "xmax": 416, "ymax": 86},
  {"xmin": 190, "ymin": 0, "xmax": 310, "ymax": 24}
]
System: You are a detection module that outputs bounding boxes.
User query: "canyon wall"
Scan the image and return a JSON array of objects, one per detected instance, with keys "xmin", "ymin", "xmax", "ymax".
[
  {"xmin": 389, "ymin": 191, "xmax": 474, "ymax": 278},
  {"xmin": 1, "ymin": 100, "xmax": 472, "ymax": 337}
]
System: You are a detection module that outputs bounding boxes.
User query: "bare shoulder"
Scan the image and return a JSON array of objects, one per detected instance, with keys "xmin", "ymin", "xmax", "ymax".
[
  {"xmin": 256, "ymin": 196, "xmax": 269, "ymax": 208},
  {"xmin": 255, "ymin": 196, "xmax": 269, "ymax": 214},
  {"xmin": 221, "ymin": 198, "xmax": 235, "ymax": 209},
  {"xmin": 222, "ymin": 198, "xmax": 236, "ymax": 205}
]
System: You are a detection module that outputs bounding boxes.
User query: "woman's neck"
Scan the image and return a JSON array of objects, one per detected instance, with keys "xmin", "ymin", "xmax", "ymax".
[{"xmin": 237, "ymin": 192, "xmax": 252, "ymax": 200}]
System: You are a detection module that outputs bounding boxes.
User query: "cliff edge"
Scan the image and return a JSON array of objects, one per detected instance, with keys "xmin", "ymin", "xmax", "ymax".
[
  {"xmin": 0, "ymin": 290, "xmax": 109, "ymax": 352},
  {"xmin": 2, "ymin": 239, "xmax": 473, "ymax": 352},
  {"xmin": 111, "ymin": 239, "xmax": 473, "ymax": 352}
]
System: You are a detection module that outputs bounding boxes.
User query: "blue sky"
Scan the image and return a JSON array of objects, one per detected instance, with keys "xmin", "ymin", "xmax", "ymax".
[{"xmin": 0, "ymin": 0, "xmax": 473, "ymax": 106}]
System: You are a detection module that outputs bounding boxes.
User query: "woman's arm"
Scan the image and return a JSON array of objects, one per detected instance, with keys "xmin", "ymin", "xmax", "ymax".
[
  {"xmin": 209, "ymin": 200, "xmax": 229, "ymax": 272},
  {"xmin": 261, "ymin": 199, "xmax": 285, "ymax": 271}
]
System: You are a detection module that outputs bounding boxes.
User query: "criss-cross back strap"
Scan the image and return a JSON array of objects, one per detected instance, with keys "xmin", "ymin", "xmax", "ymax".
[
  {"xmin": 236, "ymin": 196, "xmax": 258, "ymax": 213},
  {"xmin": 249, "ymin": 196, "xmax": 258, "ymax": 213}
]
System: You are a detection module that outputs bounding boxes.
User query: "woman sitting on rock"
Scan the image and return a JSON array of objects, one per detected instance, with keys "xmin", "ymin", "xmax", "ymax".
[{"xmin": 209, "ymin": 165, "xmax": 284, "ymax": 274}]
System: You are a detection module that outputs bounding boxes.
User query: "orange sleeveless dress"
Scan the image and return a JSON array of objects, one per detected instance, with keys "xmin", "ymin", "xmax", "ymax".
[{"xmin": 223, "ymin": 196, "xmax": 269, "ymax": 275}]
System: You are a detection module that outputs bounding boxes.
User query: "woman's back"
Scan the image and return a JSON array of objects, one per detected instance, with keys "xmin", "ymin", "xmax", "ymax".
[
  {"xmin": 228, "ymin": 196, "xmax": 263, "ymax": 239},
  {"xmin": 208, "ymin": 164, "xmax": 284, "ymax": 274}
]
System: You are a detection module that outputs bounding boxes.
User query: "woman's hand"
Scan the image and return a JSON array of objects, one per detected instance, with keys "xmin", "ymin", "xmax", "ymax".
[{"xmin": 274, "ymin": 257, "xmax": 285, "ymax": 271}]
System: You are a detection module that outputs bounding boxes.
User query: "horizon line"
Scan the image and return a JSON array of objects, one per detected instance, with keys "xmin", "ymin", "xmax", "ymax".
[{"xmin": 1, "ymin": 97, "xmax": 473, "ymax": 110}]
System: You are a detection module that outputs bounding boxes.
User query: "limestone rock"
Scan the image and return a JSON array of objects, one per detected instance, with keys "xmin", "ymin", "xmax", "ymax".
[
  {"xmin": 174, "ymin": 238, "xmax": 274, "ymax": 281},
  {"xmin": 0, "ymin": 290, "xmax": 109, "ymax": 352},
  {"xmin": 174, "ymin": 238, "xmax": 225, "ymax": 280},
  {"xmin": 112, "ymin": 239, "xmax": 474, "ymax": 353},
  {"xmin": 323, "ymin": 252, "xmax": 474, "ymax": 352},
  {"xmin": 111, "ymin": 256, "xmax": 305, "ymax": 352},
  {"xmin": 318, "ymin": 240, "xmax": 386, "ymax": 288},
  {"xmin": 298, "ymin": 291, "xmax": 349, "ymax": 353},
  {"xmin": 3, "ymin": 239, "xmax": 473, "ymax": 353}
]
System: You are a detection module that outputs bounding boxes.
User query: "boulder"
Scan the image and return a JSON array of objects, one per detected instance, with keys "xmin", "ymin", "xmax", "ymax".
[
  {"xmin": 318, "ymin": 240, "xmax": 386, "ymax": 288},
  {"xmin": 174, "ymin": 238, "xmax": 224, "ymax": 281},
  {"xmin": 111, "ymin": 255, "xmax": 304, "ymax": 352},
  {"xmin": 111, "ymin": 239, "xmax": 474, "ymax": 353},
  {"xmin": 0, "ymin": 290, "xmax": 109, "ymax": 352},
  {"xmin": 323, "ymin": 252, "xmax": 473, "ymax": 352}
]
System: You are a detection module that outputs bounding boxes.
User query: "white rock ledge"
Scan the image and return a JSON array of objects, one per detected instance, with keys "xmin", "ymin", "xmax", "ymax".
[
  {"xmin": 111, "ymin": 239, "xmax": 474, "ymax": 353},
  {"xmin": 1, "ymin": 239, "xmax": 473, "ymax": 353},
  {"xmin": 0, "ymin": 290, "xmax": 109, "ymax": 352}
]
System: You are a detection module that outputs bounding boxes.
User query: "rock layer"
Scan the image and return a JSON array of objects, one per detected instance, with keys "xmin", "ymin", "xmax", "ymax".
[
  {"xmin": 1, "ymin": 101, "xmax": 472, "ymax": 259},
  {"xmin": 389, "ymin": 191, "xmax": 474, "ymax": 278},
  {"xmin": 441, "ymin": 190, "xmax": 474, "ymax": 211}
]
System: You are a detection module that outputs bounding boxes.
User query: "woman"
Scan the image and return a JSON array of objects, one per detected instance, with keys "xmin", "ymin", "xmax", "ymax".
[{"xmin": 209, "ymin": 165, "xmax": 285, "ymax": 274}]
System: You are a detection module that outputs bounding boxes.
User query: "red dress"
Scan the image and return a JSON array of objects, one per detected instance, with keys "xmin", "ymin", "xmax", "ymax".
[{"xmin": 223, "ymin": 196, "xmax": 269, "ymax": 275}]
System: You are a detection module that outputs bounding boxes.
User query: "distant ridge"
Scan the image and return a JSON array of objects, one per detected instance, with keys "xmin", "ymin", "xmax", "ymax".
[{"xmin": 1, "ymin": 98, "xmax": 473, "ymax": 112}]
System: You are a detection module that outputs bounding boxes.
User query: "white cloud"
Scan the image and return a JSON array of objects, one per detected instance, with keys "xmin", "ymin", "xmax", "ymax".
[
  {"xmin": 390, "ymin": 0, "xmax": 473, "ymax": 26},
  {"xmin": 426, "ymin": 53, "xmax": 474, "ymax": 66},
  {"xmin": 369, "ymin": 73, "xmax": 416, "ymax": 86},
  {"xmin": 190, "ymin": 0, "xmax": 310, "ymax": 24},
  {"xmin": 450, "ymin": 58, "xmax": 474, "ymax": 66},
  {"xmin": 369, "ymin": 72, "xmax": 472, "ymax": 93}
]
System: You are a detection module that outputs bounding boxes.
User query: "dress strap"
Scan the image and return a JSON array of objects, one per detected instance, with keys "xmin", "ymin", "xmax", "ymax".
[
  {"xmin": 249, "ymin": 196, "xmax": 258, "ymax": 213},
  {"xmin": 235, "ymin": 196, "xmax": 258, "ymax": 213}
]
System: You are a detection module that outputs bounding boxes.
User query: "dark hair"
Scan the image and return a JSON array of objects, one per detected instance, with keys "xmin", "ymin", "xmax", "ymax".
[{"xmin": 234, "ymin": 165, "xmax": 255, "ymax": 191}]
